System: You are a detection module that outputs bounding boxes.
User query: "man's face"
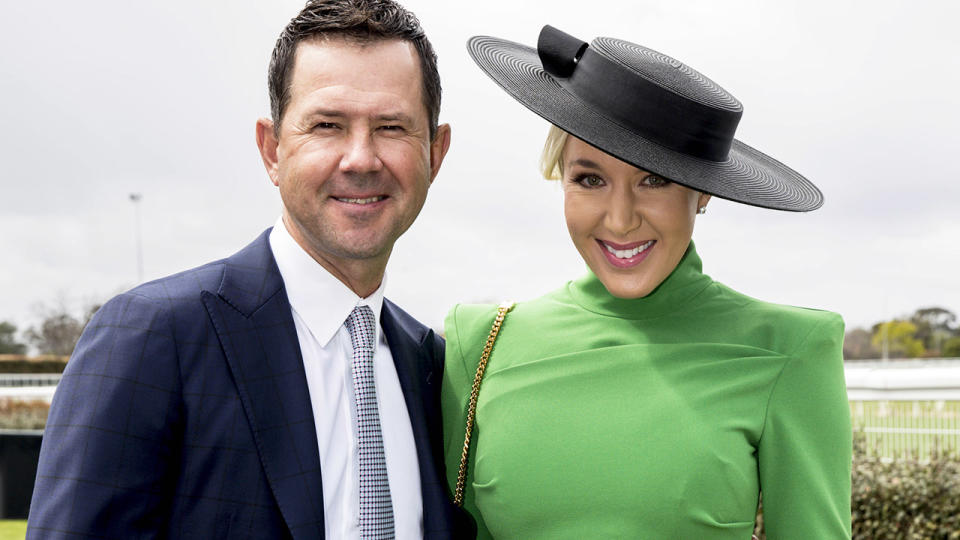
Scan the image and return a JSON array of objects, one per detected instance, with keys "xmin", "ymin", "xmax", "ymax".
[{"xmin": 258, "ymin": 37, "xmax": 449, "ymax": 293}]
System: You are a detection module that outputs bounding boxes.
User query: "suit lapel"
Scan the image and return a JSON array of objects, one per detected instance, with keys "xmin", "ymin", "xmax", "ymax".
[
  {"xmin": 380, "ymin": 301, "xmax": 448, "ymax": 535},
  {"xmin": 202, "ymin": 230, "xmax": 325, "ymax": 539},
  {"xmin": 381, "ymin": 303, "xmax": 429, "ymax": 435}
]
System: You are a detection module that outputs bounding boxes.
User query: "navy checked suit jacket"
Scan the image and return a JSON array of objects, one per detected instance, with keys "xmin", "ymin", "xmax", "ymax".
[{"xmin": 27, "ymin": 229, "xmax": 474, "ymax": 539}]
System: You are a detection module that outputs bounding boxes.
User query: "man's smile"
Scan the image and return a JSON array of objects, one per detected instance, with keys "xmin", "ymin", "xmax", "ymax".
[{"xmin": 333, "ymin": 195, "xmax": 388, "ymax": 204}]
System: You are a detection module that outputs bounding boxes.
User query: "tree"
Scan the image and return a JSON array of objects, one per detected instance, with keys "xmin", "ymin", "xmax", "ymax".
[
  {"xmin": 909, "ymin": 307, "xmax": 957, "ymax": 354},
  {"xmin": 0, "ymin": 321, "xmax": 27, "ymax": 354},
  {"xmin": 944, "ymin": 337, "xmax": 960, "ymax": 358},
  {"xmin": 25, "ymin": 301, "xmax": 101, "ymax": 357},
  {"xmin": 843, "ymin": 328, "xmax": 878, "ymax": 360},
  {"xmin": 871, "ymin": 320, "xmax": 925, "ymax": 359}
]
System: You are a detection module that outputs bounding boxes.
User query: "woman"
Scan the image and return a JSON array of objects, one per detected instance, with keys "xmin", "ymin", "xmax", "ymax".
[{"xmin": 442, "ymin": 26, "xmax": 851, "ymax": 539}]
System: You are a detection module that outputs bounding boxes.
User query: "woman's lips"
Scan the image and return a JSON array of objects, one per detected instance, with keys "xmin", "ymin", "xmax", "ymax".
[{"xmin": 597, "ymin": 239, "xmax": 656, "ymax": 268}]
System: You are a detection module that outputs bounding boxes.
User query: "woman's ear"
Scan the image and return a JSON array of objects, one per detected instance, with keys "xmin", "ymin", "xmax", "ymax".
[{"xmin": 697, "ymin": 193, "xmax": 712, "ymax": 213}]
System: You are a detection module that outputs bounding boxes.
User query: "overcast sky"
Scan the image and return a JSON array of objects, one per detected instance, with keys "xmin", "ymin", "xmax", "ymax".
[{"xmin": 1, "ymin": 0, "xmax": 958, "ymax": 337}]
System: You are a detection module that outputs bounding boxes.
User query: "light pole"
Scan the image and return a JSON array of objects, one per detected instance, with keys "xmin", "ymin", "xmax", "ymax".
[{"xmin": 129, "ymin": 193, "xmax": 143, "ymax": 283}]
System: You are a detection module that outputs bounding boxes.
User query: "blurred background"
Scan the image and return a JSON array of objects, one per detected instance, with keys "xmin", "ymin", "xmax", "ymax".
[
  {"xmin": 1, "ymin": 0, "xmax": 957, "ymax": 339},
  {"xmin": 1, "ymin": 0, "xmax": 959, "ymax": 535}
]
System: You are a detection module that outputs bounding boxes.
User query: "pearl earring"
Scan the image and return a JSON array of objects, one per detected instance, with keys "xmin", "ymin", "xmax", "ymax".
[{"xmin": 697, "ymin": 205, "xmax": 707, "ymax": 215}]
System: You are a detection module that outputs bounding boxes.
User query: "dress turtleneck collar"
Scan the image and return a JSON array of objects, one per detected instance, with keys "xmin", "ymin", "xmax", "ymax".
[{"xmin": 567, "ymin": 241, "xmax": 714, "ymax": 320}]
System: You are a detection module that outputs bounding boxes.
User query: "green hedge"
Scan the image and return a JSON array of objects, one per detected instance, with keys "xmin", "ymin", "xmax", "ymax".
[
  {"xmin": 0, "ymin": 355, "xmax": 68, "ymax": 373},
  {"xmin": 753, "ymin": 436, "xmax": 960, "ymax": 539},
  {"xmin": 0, "ymin": 399, "xmax": 48, "ymax": 430},
  {"xmin": 851, "ymin": 451, "xmax": 960, "ymax": 538}
]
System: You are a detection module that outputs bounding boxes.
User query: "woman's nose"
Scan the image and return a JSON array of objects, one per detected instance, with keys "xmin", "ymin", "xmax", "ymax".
[{"xmin": 604, "ymin": 191, "xmax": 642, "ymax": 235}]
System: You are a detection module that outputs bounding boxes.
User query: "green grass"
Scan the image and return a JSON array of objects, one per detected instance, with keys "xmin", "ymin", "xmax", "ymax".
[{"xmin": 0, "ymin": 521, "xmax": 26, "ymax": 540}]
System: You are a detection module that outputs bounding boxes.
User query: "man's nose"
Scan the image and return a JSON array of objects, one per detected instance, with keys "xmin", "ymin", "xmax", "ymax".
[
  {"xmin": 339, "ymin": 132, "xmax": 383, "ymax": 174},
  {"xmin": 604, "ymin": 190, "xmax": 642, "ymax": 235}
]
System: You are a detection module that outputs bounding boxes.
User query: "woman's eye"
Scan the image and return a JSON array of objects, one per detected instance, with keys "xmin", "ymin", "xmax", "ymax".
[
  {"xmin": 574, "ymin": 174, "xmax": 605, "ymax": 188},
  {"xmin": 642, "ymin": 174, "xmax": 670, "ymax": 188}
]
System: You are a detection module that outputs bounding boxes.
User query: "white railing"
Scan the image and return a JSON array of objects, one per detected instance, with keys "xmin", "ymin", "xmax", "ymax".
[
  {"xmin": 846, "ymin": 359, "xmax": 960, "ymax": 458},
  {"xmin": 845, "ymin": 358, "xmax": 960, "ymax": 400},
  {"xmin": 0, "ymin": 374, "xmax": 61, "ymax": 387},
  {"xmin": 0, "ymin": 374, "xmax": 61, "ymax": 401}
]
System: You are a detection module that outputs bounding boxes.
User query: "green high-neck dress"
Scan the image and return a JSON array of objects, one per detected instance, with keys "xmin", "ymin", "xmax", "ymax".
[{"xmin": 442, "ymin": 243, "xmax": 851, "ymax": 539}]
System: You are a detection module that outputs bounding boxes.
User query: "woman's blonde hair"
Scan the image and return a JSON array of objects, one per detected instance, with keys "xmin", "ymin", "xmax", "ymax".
[{"xmin": 539, "ymin": 125, "xmax": 570, "ymax": 180}]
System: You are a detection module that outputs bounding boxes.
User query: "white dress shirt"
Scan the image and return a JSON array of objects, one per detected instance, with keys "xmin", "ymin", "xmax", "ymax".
[{"xmin": 269, "ymin": 218, "xmax": 423, "ymax": 539}]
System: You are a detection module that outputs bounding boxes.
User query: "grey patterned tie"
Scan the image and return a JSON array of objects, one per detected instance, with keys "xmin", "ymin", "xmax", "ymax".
[{"xmin": 345, "ymin": 305, "xmax": 395, "ymax": 539}]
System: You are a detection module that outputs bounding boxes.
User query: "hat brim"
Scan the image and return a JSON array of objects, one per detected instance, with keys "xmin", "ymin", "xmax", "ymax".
[{"xmin": 468, "ymin": 35, "xmax": 824, "ymax": 212}]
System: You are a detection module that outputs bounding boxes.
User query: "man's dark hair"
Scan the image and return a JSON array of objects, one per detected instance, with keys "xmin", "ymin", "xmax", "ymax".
[{"xmin": 268, "ymin": 0, "xmax": 441, "ymax": 139}]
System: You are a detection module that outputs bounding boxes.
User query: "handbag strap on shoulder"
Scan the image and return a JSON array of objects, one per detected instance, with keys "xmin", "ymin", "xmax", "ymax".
[{"xmin": 454, "ymin": 301, "xmax": 515, "ymax": 507}]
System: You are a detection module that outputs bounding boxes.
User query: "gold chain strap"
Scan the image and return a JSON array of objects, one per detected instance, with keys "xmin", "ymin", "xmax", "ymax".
[{"xmin": 453, "ymin": 301, "xmax": 515, "ymax": 507}]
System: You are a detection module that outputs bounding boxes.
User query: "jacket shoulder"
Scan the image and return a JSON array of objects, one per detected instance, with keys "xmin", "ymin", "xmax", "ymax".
[
  {"xmin": 706, "ymin": 282, "xmax": 844, "ymax": 357},
  {"xmin": 445, "ymin": 302, "xmax": 500, "ymax": 342},
  {"xmin": 383, "ymin": 298, "xmax": 433, "ymax": 343},
  {"xmin": 124, "ymin": 259, "xmax": 227, "ymax": 308},
  {"xmin": 110, "ymin": 228, "xmax": 275, "ymax": 314},
  {"xmin": 443, "ymin": 303, "xmax": 503, "ymax": 373}
]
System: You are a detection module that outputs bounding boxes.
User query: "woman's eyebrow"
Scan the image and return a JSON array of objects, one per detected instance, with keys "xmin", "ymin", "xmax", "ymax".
[{"xmin": 567, "ymin": 158, "xmax": 602, "ymax": 169}]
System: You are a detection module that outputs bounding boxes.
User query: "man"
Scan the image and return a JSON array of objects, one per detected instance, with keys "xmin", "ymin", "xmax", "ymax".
[{"xmin": 27, "ymin": 1, "xmax": 472, "ymax": 538}]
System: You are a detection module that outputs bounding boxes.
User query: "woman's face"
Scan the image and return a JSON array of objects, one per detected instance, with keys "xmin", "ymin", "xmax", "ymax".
[{"xmin": 561, "ymin": 137, "xmax": 710, "ymax": 299}]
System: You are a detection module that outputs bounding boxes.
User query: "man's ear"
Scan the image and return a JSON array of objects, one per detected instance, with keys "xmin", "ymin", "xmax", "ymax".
[
  {"xmin": 256, "ymin": 118, "xmax": 281, "ymax": 186},
  {"xmin": 428, "ymin": 123, "xmax": 452, "ymax": 184}
]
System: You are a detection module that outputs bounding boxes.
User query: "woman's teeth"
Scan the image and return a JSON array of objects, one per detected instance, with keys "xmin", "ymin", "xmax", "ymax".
[
  {"xmin": 336, "ymin": 196, "xmax": 385, "ymax": 204},
  {"xmin": 603, "ymin": 240, "xmax": 654, "ymax": 259}
]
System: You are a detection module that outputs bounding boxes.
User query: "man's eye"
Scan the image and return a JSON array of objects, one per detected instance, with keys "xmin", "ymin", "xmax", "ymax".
[
  {"xmin": 379, "ymin": 125, "xmax": 404, "ymax": 131},
  {"xmin": 314, "ymin": 122, "xmax": 338, "ymax": 130}
]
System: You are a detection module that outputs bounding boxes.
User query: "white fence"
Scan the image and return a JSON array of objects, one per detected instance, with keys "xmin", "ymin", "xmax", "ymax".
[
  {"xmin": 0, "ymin": 374, "xmax": 61, "ymax": 387},
  {"xmin": 0, "ymin": 374, "xmax": 60, "ymax": 401},
  {"xmin": 846, "ymin": 359, "xmax": 960, "ymax": 458},
  {"xmin": 845, "ymin": 358, "xmax": 960, "ymax": 400}
]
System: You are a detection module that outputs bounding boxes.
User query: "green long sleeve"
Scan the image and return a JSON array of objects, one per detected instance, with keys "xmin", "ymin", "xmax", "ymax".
[{"xmin": 758, "ymin": 314, "xmax": 852, "ymax": 539}]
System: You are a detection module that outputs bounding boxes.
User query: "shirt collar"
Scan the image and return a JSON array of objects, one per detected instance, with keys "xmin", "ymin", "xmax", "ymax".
[{"xmin": 269, "ymin": 217, "xmax": 386, "ymax": 346}]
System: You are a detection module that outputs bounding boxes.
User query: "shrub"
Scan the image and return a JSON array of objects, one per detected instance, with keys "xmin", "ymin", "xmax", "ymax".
[
  {"xmin": 944, "ymin": 337, "xmax": 960, "ymax": 358},
  {"xmin": 0, "ymin": 355, "xmax": 68, "ymax": 373},
  {"xmin": 0, "ymin": 398, "xmax": 50, "ymax": 430},
  {"xmin": 851, "ymin": 450, "xmax": 960, "ymax": 538}
]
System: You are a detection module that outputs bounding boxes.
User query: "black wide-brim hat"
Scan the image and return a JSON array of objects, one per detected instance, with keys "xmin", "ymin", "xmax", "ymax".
[{"xmin": 467, "ymin": 26, "xmax": 823, "ymax": 212}]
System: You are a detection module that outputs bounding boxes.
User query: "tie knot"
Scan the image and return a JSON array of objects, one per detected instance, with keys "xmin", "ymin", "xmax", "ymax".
[{"xmin": 345, "ymin": 305, "xmax": 377, "ymax": 351}]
